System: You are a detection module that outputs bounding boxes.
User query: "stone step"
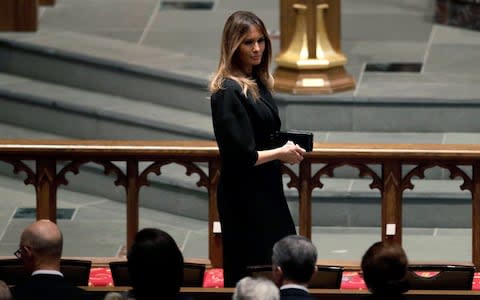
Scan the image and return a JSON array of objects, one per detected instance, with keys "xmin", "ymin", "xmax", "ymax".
[
  {"xmin": 2, "ymin": 27, "xmax": 480, "ymax": 132},
  {"xmin": 0, "ymin": 29, "xmax": 213, "ymax": 116},
  {"xmin": 0, "ymin": 71, "xmax": 214, "ymax": 140}
]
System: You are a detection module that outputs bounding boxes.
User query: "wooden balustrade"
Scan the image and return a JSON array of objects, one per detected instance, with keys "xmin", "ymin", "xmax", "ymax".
[{"xmin": 1, "ymin": 140, "xmax": 480, "ymax": 268}]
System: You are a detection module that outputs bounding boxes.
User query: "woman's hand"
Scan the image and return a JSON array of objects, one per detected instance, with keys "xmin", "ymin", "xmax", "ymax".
[
  {"xmin": 278, "ymin": 141, "xmax": 306, "ymax": 165},
  {"xmin": 255, "ymin": 141, "xmax": 306, "ymax": 166}
]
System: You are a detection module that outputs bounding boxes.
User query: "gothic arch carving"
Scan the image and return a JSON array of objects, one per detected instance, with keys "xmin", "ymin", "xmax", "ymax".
[
  {"xmin": 401, "ymin": 162, "xmax": 472, "ymax": 193},
  {"xmin": 55, "ymin": 160, "xmax": 128, "ymax": 188},
  {"xmin": 280, "ymin": 164, "xmax": 300, "ymax": 190},
  {"xmin": 139, "ymin": 160, "xmax": 209, "ymax": 189},
  {"xmin": 0, "ymin": 159, "xmax": 36, "ymax": 186},
  {"xmin": 311, "ymin": 162, "xmax": 383, "ymax": 191}
]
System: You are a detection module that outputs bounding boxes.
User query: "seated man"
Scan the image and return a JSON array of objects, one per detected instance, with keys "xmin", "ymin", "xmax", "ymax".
[
  {"xmin": 11, "ymin": 219, "xmax": 90, "ymax": 300},
  {"xmin": 361, "ymin": 241, "xmax": 409, "ymax": 300},
  {"xmin": 233, "ymin": 276, "xmax": 279, "ymax": 300},
  {"xmin": 271, "ymin": 235, "xmax": 317, "ymax": 300}
]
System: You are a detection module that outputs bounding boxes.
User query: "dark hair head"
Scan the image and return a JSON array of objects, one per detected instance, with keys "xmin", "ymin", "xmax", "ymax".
[
  {"xmin": 361, "ymin": 241, "xmax": 409, "ymax": 295},
  {"xmin": 272, "ymin": 235, "xmax": 317, "ymax": 284},
  {"xmin": 210, "ymin": 11, "xmax": 273, "ymax": 97},
  {"xmin": 127, "ymin": 228, "xmax": 184, "ymax": 298},
  {"xmin": 221, "ymin": 11, "xmax": 271, "ymax": 76}
]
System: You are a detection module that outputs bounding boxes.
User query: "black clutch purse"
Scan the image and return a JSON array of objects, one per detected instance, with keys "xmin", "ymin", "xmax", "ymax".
[{"xmin": 270, "ymin": 130, "xmax": 314, "ymax": 152}]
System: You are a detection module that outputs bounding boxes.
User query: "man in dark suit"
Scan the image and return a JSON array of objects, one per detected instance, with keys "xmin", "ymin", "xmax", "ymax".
[
  {"xmin": 11, "ymin": 219, "xmax": 90, "ymax": 300},
  {"xmin": 272, "ymin": 235, "xmax": 317, "ymax": 300}
]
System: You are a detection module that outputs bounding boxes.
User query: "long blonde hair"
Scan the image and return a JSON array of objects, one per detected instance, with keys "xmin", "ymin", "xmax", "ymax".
[{"xmin": 209, "ymin": 11, "xmax": 273, "ymax": 100}]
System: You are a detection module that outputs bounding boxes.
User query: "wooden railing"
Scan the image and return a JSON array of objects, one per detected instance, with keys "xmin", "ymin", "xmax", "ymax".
[{"xmin": 1, "ymin": 140, "xmax": 480, "ymax": 268}]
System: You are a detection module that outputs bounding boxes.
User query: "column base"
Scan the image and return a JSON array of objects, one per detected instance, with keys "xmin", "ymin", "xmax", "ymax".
[{"xmin": 273, "ymin": 66, "xmax": 356, "ymax": 94}]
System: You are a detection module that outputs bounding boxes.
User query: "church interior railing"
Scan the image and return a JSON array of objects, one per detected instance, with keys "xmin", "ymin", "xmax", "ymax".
[{"xmin": 1, "ymin": 140, "xmax": 479, "ymax": 268}]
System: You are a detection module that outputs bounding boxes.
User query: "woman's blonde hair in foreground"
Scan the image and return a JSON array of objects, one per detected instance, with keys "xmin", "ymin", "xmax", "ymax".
[{"xmin": 209, "ymin": 11, "xmax": 273, "ymax": 100}]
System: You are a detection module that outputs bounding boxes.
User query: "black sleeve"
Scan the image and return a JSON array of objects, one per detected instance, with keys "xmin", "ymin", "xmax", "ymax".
[{"xmin": 211, "ymin": 81, "xmax": 258, "ymax": 168}]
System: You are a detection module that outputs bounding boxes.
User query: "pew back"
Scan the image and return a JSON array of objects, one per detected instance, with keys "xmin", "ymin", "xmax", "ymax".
[
  {"xmin": 109, "ymin": 261, "xmax": 205, "ymax": 287},
  {"xmin": 0, "ymin": 258, "xmax": 91, "ymax": 286},
  {"xmin": 83, "ymin": 287, "xmax": 480, "ymax": 300}
]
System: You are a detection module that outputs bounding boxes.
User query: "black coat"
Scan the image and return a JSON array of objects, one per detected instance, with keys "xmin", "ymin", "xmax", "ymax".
[
  {"xmin": 12, "ymin": 274, "xmax": 90, "ymax": 300},
  {"xmin": 280, "ymin": 288, "xmax": 316, "ymax": 300},
  {"xmin": 211, "ymin": 78, "xmax": 296, "ymax": 286}
]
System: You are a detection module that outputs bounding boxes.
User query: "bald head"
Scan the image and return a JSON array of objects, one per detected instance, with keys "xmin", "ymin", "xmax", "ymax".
[{"xmin": 20, "ymin": 219, "xmax": 63, "ymax": 262}]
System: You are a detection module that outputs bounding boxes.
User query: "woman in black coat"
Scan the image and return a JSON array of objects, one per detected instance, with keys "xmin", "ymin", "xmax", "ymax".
[{"xmin": 209, "ymin": 11, "xmax": 306, "ymax": 287}]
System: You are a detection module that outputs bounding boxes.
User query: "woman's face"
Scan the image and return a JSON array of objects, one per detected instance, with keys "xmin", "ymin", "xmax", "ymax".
[{"xmin": 236, "ymin": 25, "xmax": 265, "ymax": 76}]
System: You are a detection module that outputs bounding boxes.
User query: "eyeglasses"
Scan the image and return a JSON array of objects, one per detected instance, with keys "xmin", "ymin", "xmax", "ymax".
[{"xmin": 14, "ymin": 247, "xmax": 23, "ymax": 259}]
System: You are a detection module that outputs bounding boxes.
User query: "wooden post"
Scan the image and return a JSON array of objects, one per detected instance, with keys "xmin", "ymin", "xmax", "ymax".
[
  {"xmin": 35, "ymin": 159, "xmax": 57, "ymax": 222},
  {"xmin": 126, "ymin": 160, "xmax": 140, "ymax": 251},
  {"xmin": 208, "ymin": 160, "xmax": 222, "ymax": 268},
  {"xmin": 298, "ymin": 160, "xmax": 312, "ymax": 238},
  {"xmin": 275, "ymin": 0, "xmax": 355, "ymax": 94},
  {"xmin": 0, "ymin": 0, "xmax": 38, "ymax": 32},
  {"xmin": 382, "ymin": 161, "xmax": 402, "ymax": 244},
  {"xmin": 472, "ymin": 163, "xmax": 480, "ymax": 268}
]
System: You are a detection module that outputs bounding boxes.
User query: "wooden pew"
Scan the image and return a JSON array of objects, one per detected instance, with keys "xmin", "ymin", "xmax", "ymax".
[
  {"xmin": 0, "ymin": 0, "xmax": 37, "ymax": 32},
  {"xmin": 83, "ymin": 287, "xmax": 480, "ymax": 300}
]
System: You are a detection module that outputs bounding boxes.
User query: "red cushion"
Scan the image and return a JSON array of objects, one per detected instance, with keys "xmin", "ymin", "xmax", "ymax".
[
  {"xmin": 89, "ymin": 267, "xmax": 113, "ymax": 287},
  {"xmin": 203, "ymin": 268, "xmax": 224, "ymax": 288},
  {"xmin": 88, "ymin": 267, "xmax": 480, "ymax": 290}
]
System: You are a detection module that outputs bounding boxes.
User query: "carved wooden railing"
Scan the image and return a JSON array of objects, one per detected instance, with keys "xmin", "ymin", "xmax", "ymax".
[{"xmin": 1, "ymin": 140, "xmax": 480, "ymax": 268}]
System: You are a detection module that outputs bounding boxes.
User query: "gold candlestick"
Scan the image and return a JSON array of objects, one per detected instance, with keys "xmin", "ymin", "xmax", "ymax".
[{"xmin": 274, "ymin": 0, "xmax": 355, "ymax": 94}]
